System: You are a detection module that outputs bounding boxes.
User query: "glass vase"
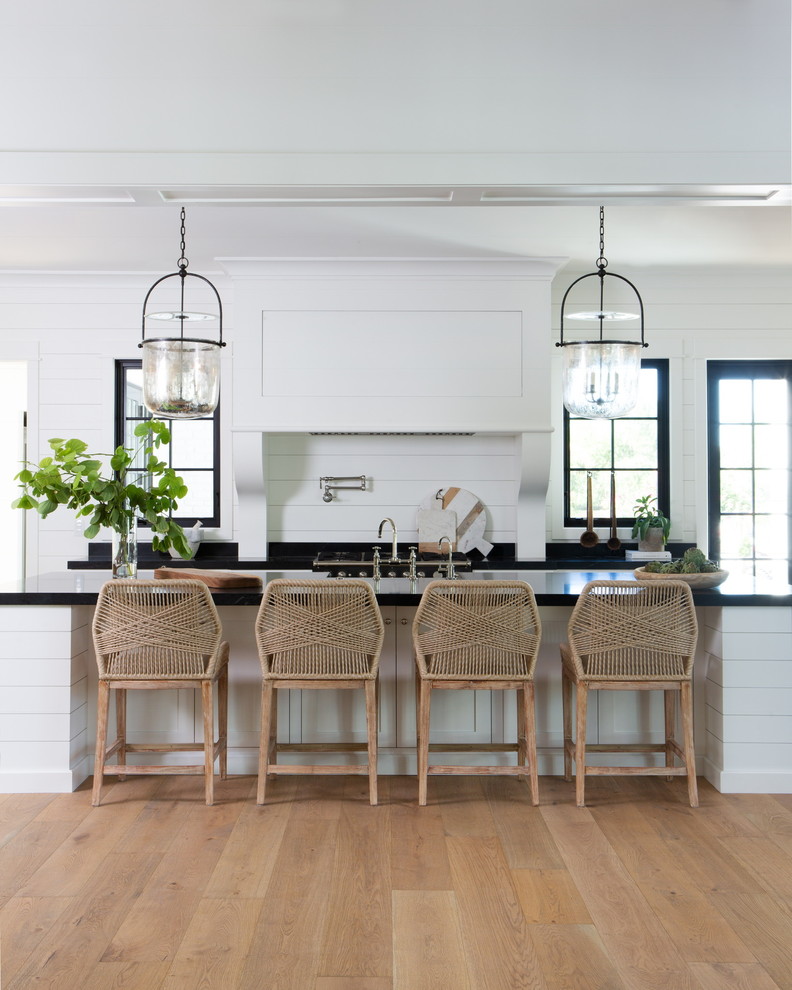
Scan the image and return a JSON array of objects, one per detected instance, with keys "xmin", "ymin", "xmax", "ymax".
[{"xmin": 111, "ymin": 511, "xmax": 138, "ymax": 578}]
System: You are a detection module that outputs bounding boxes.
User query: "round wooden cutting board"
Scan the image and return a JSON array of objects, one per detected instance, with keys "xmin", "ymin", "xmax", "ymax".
[{"xmin": 417, "ymin": 486, "xmax": 494, "ymax": 556}]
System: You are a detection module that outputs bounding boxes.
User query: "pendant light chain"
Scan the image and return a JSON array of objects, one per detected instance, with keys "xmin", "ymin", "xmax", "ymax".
[
  {"xmin": 596, "ymin": 205, "xmax": 608, "ymax": 270},
  {"xmin": 178, "ymin": 208, "xmax": 189, "ymax": 271}
]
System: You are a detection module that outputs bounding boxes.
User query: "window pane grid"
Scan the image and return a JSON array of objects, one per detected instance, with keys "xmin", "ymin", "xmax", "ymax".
[
  {"xmin": 564, "ymin": 361, "xmax": 668, "ymax": 526},
  {"xmin": 116, "ymin": 360, "xmax": 220, "ymax": 527},
  {"xmin": 708, "ymin": 361, "xmax": 791, "ymax": 581}
]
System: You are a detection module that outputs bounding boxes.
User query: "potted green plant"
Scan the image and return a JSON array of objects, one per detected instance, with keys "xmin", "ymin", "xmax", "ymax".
[
  {"xmin": 12, "ymin": 420, "xmax": 193, "ymax": 577},
  {"xmin": 631, "ymin": 494, "xmax": 671, "ymax": 551}
]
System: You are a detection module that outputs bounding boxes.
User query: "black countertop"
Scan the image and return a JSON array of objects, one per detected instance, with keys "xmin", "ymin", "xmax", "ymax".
[
  {"xmin": 68, "ymin": 540, "xmax": 697, "ymax": 573},
  {"xmin": 4, "ymin": 568, "xmax": 791, "ymax": 607}
]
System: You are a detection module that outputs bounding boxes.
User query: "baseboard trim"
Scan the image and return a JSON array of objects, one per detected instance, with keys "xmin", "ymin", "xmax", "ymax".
[
  {"xmin": 7, "ymin": 751, "xmax": 784, "ymax": 795},
  {"xmin": 704, "ymin": 759, "xmax": 792, "ymax": 794}
]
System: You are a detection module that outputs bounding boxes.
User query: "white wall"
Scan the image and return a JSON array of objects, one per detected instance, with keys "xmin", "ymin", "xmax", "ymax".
[
  {"xmin": 264, "ymin": 432, "xmax": 520, "ymax": 549},
  {"xmin": 548, "ymin": 266, "xmax": 792, "ymax": 552},
  {"xmin": 226, "ymin": 258, "xmax": 558, "ymax": 559},
  {"xmin": 0, "ymin": 274, "xmax": 235, "ymax": 575},
  {"xmin": 0, "ymin": 361, "xmax": 29, "ymax": 584},
  {"xmin": 2, "ymin": 265, "xmax": 791, "ymax": 574}
]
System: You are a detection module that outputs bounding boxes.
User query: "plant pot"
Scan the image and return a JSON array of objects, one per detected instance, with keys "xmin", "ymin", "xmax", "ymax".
[
  {"xmin": 111, "ymin": 513, "xmax": 138, "ymax": 578},
  {"xmin": 638, "ymin": 527, "xmax": 665, "ymax": 552}
]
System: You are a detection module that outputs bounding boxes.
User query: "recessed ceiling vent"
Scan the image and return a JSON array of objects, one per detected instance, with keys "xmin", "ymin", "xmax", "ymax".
[{"xmin": 309, "ymin": 432, "xmax": 476, "ymax": 436}]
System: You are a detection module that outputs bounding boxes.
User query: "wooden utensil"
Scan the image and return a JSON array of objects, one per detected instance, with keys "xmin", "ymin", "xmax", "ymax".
[
  {"xmin": 580, "ymin": 472, "xmax": 599, "ymax": 547},
  {"xmin": 607, "ymin": 471, "xmax": 621, "ymax": 550}
]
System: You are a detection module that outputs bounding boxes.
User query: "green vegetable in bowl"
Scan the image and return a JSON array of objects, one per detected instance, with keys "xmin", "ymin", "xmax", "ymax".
[{"xmin": 643, "ymin": 548, "xmax": 720, "ymax": 574}]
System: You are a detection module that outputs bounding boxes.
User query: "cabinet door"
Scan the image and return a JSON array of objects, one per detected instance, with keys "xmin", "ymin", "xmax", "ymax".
[
  {"xmin": 394, "ymin": 605, "xmax": 498, "ymax": 749},
  {"xmin": 294, "ymin": 604, "xmax": 397, "ymax": 748},
  {"xmin": 126, "ymin": 688, "xmax": 197, "ymax": 747}
]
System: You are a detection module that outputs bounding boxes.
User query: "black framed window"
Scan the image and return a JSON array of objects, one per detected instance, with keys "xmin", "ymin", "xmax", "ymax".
[
  {"xmin": 564, "ymin": 359, "xmax": 670, "ymax": 527},
  {"xmin": 707, "ymin": 360, "xmax": 791, "ymax": 582},
  {"xmin": 115, "ymin": 359, "xmax": 221, "ymax": 527}
]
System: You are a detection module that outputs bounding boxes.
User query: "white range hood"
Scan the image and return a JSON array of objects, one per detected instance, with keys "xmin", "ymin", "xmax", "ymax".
[{"xmin": 222, "ymin": 258, "xmax": 563, "ymax": 435}]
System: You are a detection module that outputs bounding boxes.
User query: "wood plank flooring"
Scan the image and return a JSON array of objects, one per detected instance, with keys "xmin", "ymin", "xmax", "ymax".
[{"xmin": 1, "ymin": 774, "xmax": 792, "ymax": 989}]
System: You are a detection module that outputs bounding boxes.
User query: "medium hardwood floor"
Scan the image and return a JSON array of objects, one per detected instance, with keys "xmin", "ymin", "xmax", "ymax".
[{"xmin": 1, "ymin": 773, "xmax": 792, "ymax": 989}]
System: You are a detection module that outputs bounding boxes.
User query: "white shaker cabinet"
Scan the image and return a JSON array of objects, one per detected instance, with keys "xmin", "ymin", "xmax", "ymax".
[
  {"xmin": 236, "ymin": 605, "xmax": 502, "ymax": 775},
  {"xmin": 85, "ymin": 602, "xmax": 707, "ymax": 781},
  {"xmin": 390, "ymin": 606, "xmax": 499, "ymax": 755},
  {"xmin": 3, "ymin": 594, "xmax": 776, "ymax": 793},
  {"xmin": 277, "ymin": 605, "xmax": 497, "ymax": 768}
]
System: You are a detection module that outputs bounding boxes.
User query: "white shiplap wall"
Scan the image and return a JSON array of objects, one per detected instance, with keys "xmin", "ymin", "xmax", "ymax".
[
  {"xmin": 2, "ymin": 266, "xmax": 791, "ymax": 573},
  {"xmin": 0, "ymin": 275, "xmax": 234, "ymax": 575},
  {"xmin": 548, "ymin": 266, "xmax": 792, "ymax": 552},
  {"xmin": 264, "ymin": 432, "xmax": 520, "ymax": 547}
]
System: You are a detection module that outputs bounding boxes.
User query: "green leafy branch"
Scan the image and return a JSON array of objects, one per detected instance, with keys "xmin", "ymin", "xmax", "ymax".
[{"xmin": 12, "ymin": 420, "xmax": 192, "ymax": 558}]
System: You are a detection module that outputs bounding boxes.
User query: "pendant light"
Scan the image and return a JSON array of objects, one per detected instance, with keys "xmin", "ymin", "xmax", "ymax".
[
  {"xmin": 140, "ymin": 208, "xmax": 225, "ymax": 419},
  {"xmin": 556, "ymin": 206, "xmax": 647, "ymax": 419}
]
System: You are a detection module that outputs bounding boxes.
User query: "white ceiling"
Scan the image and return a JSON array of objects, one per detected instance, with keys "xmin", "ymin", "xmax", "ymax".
[
  {"xmin": 0, "ymin": 1, "xmax": 789, "ymax": 277},
  {"xmin": 1, "ymin": 187, "xmax": 789, "ymax": 276}
]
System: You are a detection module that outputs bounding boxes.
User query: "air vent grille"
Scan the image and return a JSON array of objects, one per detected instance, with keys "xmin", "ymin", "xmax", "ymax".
[{"xmin": 309, "ymin": 432, "xmax": 475, "ymax": 436}]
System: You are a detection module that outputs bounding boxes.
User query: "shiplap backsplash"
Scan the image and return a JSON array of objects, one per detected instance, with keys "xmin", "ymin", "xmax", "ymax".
[{"xmin": 263, "ymin": 433, "xmax": 519, "ymax": 547}]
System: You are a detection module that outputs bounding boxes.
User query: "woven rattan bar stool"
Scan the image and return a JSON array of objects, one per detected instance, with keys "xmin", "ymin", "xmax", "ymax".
[
  {"xmin": 412, "ymin": 580, "xmax": 542, "ymax": 806},
  {"xmin": 255, "ymin": 579, "xmax": 385, "ymax": 805},
  {"xmin": 561, "ymin": 579, "xmax": 699, "ymax": 808},
  {"xmin": 91, "ymin": 579, "xmax": 229, "ymax": 806}
]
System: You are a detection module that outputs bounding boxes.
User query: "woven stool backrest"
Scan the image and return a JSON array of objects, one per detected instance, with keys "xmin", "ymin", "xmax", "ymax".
[
  {"xmin": 92, "ymin": 579, "xmax": 223, "ymax": 679},
  {"xmin": 413, "ymin": 580, "xmax": 542, "ymax": 680},
  {"xmin": 567, "ymin": 580, "xmax": 698, "ymax": 680},
  {"xmin": 255, "ymin": 579, "xmax": 384, "ymax": 678}
]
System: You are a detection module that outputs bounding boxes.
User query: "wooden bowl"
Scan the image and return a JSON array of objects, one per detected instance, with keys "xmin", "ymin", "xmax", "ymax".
[{"xmin": 633, "ymin": 567, "xmax": 729, "ymax": 589}]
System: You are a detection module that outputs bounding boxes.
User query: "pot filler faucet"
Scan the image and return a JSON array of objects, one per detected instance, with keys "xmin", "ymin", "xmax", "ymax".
[{"xmin": 378, "ymin": 517, "xmax": 399, "ymax": 562}]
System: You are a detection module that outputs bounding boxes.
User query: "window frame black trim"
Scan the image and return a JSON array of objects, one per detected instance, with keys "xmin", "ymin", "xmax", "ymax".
[
  {"xmin": 706, "ymin": 359, "xmax": 792, "ymax": 576},
  {"xmin": 563, "ymin": 358, "xmax": 670, "ymax": 528},
  {"xmin": 114, "ymin": 358, "xmax": 221, "ymax": 527}
]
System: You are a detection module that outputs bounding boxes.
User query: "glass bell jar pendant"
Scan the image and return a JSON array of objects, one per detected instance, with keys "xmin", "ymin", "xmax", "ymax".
[
  {"xmin": 560, "ymin": 340, "xmax": 643, "ymax": 419},
  {"xmin": 140, "ymin": 208, "xmax": 225, "ymax": 420},
  {"xmin": 557, "ymin": 206, "xmax": 647, "ymax": 420}
]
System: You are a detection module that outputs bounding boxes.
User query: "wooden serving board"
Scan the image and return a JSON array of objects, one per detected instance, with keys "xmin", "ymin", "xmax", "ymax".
[
  {"xmin": 417, "ymin": 486, "xmax": 494, "ymax": 556},
  {"xmin": 154, "ymin": 567, "xmax": 263, "ymax": 589},
  {"xmin": 417, "ymin": 507, "xmax": 458, "ymax": 552}
]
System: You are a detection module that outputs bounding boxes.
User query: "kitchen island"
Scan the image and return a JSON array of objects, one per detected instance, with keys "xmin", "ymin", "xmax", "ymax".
[{"xmin": 2, "ymin": 567, "xmax": 790, "ymax": 796}]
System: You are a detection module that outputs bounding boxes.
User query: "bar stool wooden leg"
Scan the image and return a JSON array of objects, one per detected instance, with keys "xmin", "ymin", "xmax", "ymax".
[
  {"xmin": 517, "ymin": 683, "xmax": 526, "ymax": 769},
  {"xmin": 681, "ymin": 681, "xmax": 699, "ymax": 807},
  {"xmin": 257, "ymin": 681, "xmax": 274, "ymax": 805},
  {"xmin": 575, "ymin": 682, "xmax": 588, "ymax": 808},
  {"xmin": 201, "ymin": 680, "xmax": 215, "ymax": 806},
  {"xmin": 664, "ymin": 688, "xmax": 676, "ymax": 781},
  {"xmin": 365, "ymin": 678, "xmax": 378, "ymax": 806},
  {"xmin": 218, "ymin": 665, "xmax": 228, "ymax": 780},
  {"xmin": 522, "ymin": 682, "xmax": 539, "ymax": 806},
  {"xmin": 116, "ymin": 687, "xmax": 127, "ymax": 780},
  {"xmin": 268, "ymin": 684, "xmax": 278, "ymax": 772},
  {"xmin": 92, "ymin": 680, "xmax": 110, "ymax": 806},
  {"xmin": 562, "ymin": 667, "xmax": 573, "ymax": 782},
  {"xmin": 417, "ymin": 678, "xmax": 431, "ymax": 806},
  {"xmin": 414, "ymin": 667, "xmax": 421, "ymax": 753}
]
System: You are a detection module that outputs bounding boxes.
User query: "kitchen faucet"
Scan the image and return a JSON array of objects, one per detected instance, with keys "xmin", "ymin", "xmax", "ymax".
[
  {"xmin": 378, "ymin": 517, "xmax": 399, "ymax": 562},
  {"xmin": 438, "ymin": 535, "xmax": 455, "ymax": 579}
]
